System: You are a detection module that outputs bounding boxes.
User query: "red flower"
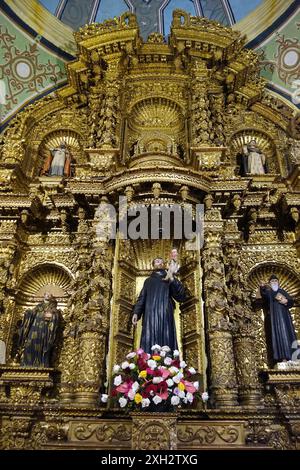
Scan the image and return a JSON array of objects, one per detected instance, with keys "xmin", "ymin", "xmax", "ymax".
[
  {"xmin": 152, "ymin": 369, "xmax": 163, "ymax": 377},
  {"xmin": 158, "ymin": 381, "xmax": 168, "ymax": 392},
  {"xmin": 137, "ymin": 358, "xmax": 147, "ymax": 370},
  {"xmin": 144, "ymin": 384, "xmax": 158, "ymax": 395},
  {"xmin": 172, "ymin": 359, "xmax": 180, "ymax": 368}
]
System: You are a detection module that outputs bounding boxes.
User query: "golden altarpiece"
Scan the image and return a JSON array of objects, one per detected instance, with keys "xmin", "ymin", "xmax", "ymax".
[{"xmin": 0, "ymin": 10, "xmax": 300, "ymax": 450}]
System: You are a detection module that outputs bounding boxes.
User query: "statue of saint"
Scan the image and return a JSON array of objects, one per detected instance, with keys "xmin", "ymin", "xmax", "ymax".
[
  {"xmin": 260, "ymin": 274, "xmax": 298, "ymax": 365},
  {"xmin": 242, "ymin": 139, "xmax": 267, "ymax": 175},
  {"xmin": 18, "ymin": 292, "xmax": 60, "ymax": 367},
  {"xmin": 40, "ymin": 141, "xmax": 71, "ymax": 177},
  {"xmin": 132, "ymin": 257, "xmax": 187, "ymax": 354}
]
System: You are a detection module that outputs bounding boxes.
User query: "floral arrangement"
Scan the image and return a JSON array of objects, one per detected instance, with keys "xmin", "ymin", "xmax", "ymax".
[{"xmin": 101, "ymin": 345, "xmax": 209, "ymax": 410}]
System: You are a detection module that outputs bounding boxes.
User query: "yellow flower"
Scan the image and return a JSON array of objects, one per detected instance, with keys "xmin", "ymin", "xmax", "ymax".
[
  {"xmin": 152, "ymin": 355, "xmax": 161, "ymax": 361},
  {"xmin": 178, "ymin": 381, "xmax": 185, "ymax": 391},
  {"xmin": 139, "ymin": 370, "xmax": 147, "ymax": 379},
  {"xmin": 134, "ymin": 393, "xmax": 143, "ymax": 404}
]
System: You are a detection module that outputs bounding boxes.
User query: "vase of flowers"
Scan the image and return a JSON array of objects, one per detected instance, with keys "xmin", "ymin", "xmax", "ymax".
[{"xmin": 101, "ymin": 345, "xmax": 209, "ymax": 412}]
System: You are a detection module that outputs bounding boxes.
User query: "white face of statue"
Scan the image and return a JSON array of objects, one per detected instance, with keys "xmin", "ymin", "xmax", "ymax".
[
  {"xmin": 153, "ymin": 258, "xmax": 165, "ymax": 270},
  {"xmin": 44, "ymin": 292, "xmax": 51, "ymax": 302},
  {"xmin": 270, "ymin": 279, "xmax": 279, "ymax": 292}
]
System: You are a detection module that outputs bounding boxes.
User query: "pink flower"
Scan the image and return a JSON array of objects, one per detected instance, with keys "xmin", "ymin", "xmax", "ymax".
[
  {"xmin": 158, "ymin": 391, "xmax": 169, "ymax": 400},
  {"xmin": 116, "ymin": 381, "xmax": 133, "ymax": 394},
  {"xmin": 137, "ymin": 348, "xmax": 144, "ymax": 355},
  {"xmin": 160, "ymin": 368, "xmax": 171, "ymax": 379},
  {"xmin": 183, "ymin": 380, "xmax": 196, "ymax": 394}
]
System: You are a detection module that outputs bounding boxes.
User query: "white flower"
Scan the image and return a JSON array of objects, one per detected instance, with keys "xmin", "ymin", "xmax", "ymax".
[
  {"xmin": 161, "ymin": 346, "xmax": 171, "ymax": 352},
  {"xmin": 178, "ymin": 390, "xmax": 185, "ymax": 399},
  {"xmin": 169, "ymin": 366, "xmax": 179, "ymax": 375},
  {"xmin": 127, "ymin": 389, "xmax": 135, "ymax": 400},
  {"xmin": 173, "ymin": 372, "xmax": 183, "ymax": 384},
  {"xmin": 119, "ymin": 397, "xmax": 128, "ymax": 408},
  {"xmin": 132, "ymin": 381, "xmax": 139, "ymax": 392},
  {"xmin": 151, "ymin": 344, "xmax": 161, "ymax": 351},
  {"xmin": 164, "ymin": 357, "xmax": 172, "ymax": 366},
  {"xmin": 129, "ymin": 363, "xmax": 136, "ymax": 370},
  {"xmin": 113, "ymin": 365, "xmax": 120, "ymax": 374},
  {"xmin": 121, "ymin": 361, "xmax": 130, "ymax": 369},
  {"xmin": 147, "ymin": 359, "xmax": 157, "ymax": 369},
  {"xmin": 202, "ymin": 391, "xmax": 209, "ymax": 402},
  {"xmin": 153, "ymin": 377, "xmax": 163, "ymax": 384},
  {"xmin": 153, "ymin": 395, "xmax": 162, "ymax": 405},
  {"xmin": 186, "ymin": 392, "xmax": 194, "ymax": 403},
  {"xmin": 160, "ymin": 350, "xmax": 166, "ymax": 357},
  {"xmin": 114, "ymin": 375, "xmax": 122, "ymax": 386},
  {"xmin": 126, "ymin": 352, "xmax": 136, "ymax": 359},
  {"xmin": 142, "ymin": 398, "xmax": 150, "ymax": 408},
  {"xmin": 180, "ymin": 361, "xmax": 187, "ymax": 368},
  {"xmin": 188, "ymin": 367, "xmax": 196, "ymax": 375},
  {"xmin": 101, "ymin": 394, "xmax": 108, "ymax": 403},
  {"xmin": 173, "ymin": 350, "xmax": 180, "ymax": 357},
  {"xmin": 193, "ymin": 381, "xmax": 199, "ymax": 391},
  {"xmin": 171, "ymin": 395, "xmax": 180, "ymax": 406},
  {"xmin": 166, "ymin": 378, "xmax": 174, "ymax": 387}
]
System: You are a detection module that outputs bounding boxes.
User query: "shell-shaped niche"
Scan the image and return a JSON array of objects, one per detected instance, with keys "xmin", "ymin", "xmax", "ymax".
[
  {"xmin": 17, "ymin": 263, "xmax": 72, "ymax": 305},
  {"xmin": 130, "ymin": 97, "xmax": 184, "ymax": 133},
  {"xmin": 38, "ymin": 130, "xmax": 82, "ymax": 175},
  {"xmin": 230, "ymin": 129, "xmax": 277, "ymax": 173},
  {"xmin": 248, "ymin": 262, "xmax": 300, "ymax": 301}
]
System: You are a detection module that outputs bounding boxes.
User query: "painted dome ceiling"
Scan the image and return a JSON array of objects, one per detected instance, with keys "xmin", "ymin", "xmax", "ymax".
[
  {"xmin": 0, "ymin": 0, "xmax": 299, "ymax": 132},
  {"xmin": 38, "ymin": 0, "xmax": 263, "ymax": 37}
]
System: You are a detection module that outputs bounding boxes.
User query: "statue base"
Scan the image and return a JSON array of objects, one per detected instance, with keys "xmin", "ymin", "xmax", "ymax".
[{"xmin": 0, "ymin": 365, "xmax": 55, "ymax": 404}]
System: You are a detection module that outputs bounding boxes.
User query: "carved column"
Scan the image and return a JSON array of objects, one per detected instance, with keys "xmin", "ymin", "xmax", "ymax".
[
  {"xmin": 0, "ymin": 220, "xmax": 21, "ymax": 361},
  {"xmin": 224, "ymin": 235, "xmax": 261, "ymax": 408},
  {"xmin": 190, "ymin": 60, "xmax": 211, "ymax": 147},
  {"xmin": 59, "ymin": 219, "xmax": 91, "ymax": 403},
  {"xmin": 74, "ymin": 241, "xmax": 113, "ymax": 407},
  {"xmin": 202, "ymin": 208, "xmax": 238, "ymax": 408},
  {"xmin": 98, "ymin": 56, "xmax": 122, "ymax": 149}
]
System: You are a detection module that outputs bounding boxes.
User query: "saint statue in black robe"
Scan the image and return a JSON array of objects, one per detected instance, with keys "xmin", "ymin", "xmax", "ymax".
[
  {"xmin": 132, "ymin": 257, "xmax": 187, "ymax": 354},
  {"xmin": 260, "ymin": 274, "xmax": 297, "ymax": 364},
  {"xmin": 18, "ymin": 293, "xmax": 60, "ymax": 367}
]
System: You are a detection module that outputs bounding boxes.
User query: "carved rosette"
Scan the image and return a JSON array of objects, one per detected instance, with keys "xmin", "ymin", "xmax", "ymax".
[{"xmin": 131, "ymin": 413, "xmax": 177, "ymax": 450}]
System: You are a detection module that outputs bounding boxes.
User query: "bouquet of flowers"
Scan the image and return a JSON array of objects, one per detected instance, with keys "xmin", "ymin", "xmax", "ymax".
[{"xmin": 101, "ymin": 345, "xmax": 209, "ymax": 410}]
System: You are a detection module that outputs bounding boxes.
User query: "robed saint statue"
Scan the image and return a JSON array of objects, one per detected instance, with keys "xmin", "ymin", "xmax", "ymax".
[
  {"xmin": 18, "ymin": 292, "xmax": 60, "ymax": 367},
  {"xmin": 40, "ymin": 141, "xmax": 71, "ymax": 177},
  {"xmin": 132, "ymin": 256, "xmax": 187, "ymax": 354},
  {"xmin": 260, "ymin": 274, "xmax": 297, "ymax": 364}
]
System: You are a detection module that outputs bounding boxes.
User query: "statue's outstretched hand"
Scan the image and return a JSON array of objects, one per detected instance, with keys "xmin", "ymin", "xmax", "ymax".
[{"xmin": 132, "ymin": 314, "xmax": 138, "ymax": 326}]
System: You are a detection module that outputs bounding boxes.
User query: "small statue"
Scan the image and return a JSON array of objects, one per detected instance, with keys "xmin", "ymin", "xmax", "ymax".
[
  {"xmin": 242, "ymin": 139, "xmax": 267, "ymax": 175},
  {"xmin": 40, "ymin": 141, "xmax": 71, "ymax": 177},
  {"xmin": 18, "ymin": 292, "xmax": 60, "ymax": 367},
  {"xmin": 163, "ymin": 248, "xmax": 180, "ymax": 281}
]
